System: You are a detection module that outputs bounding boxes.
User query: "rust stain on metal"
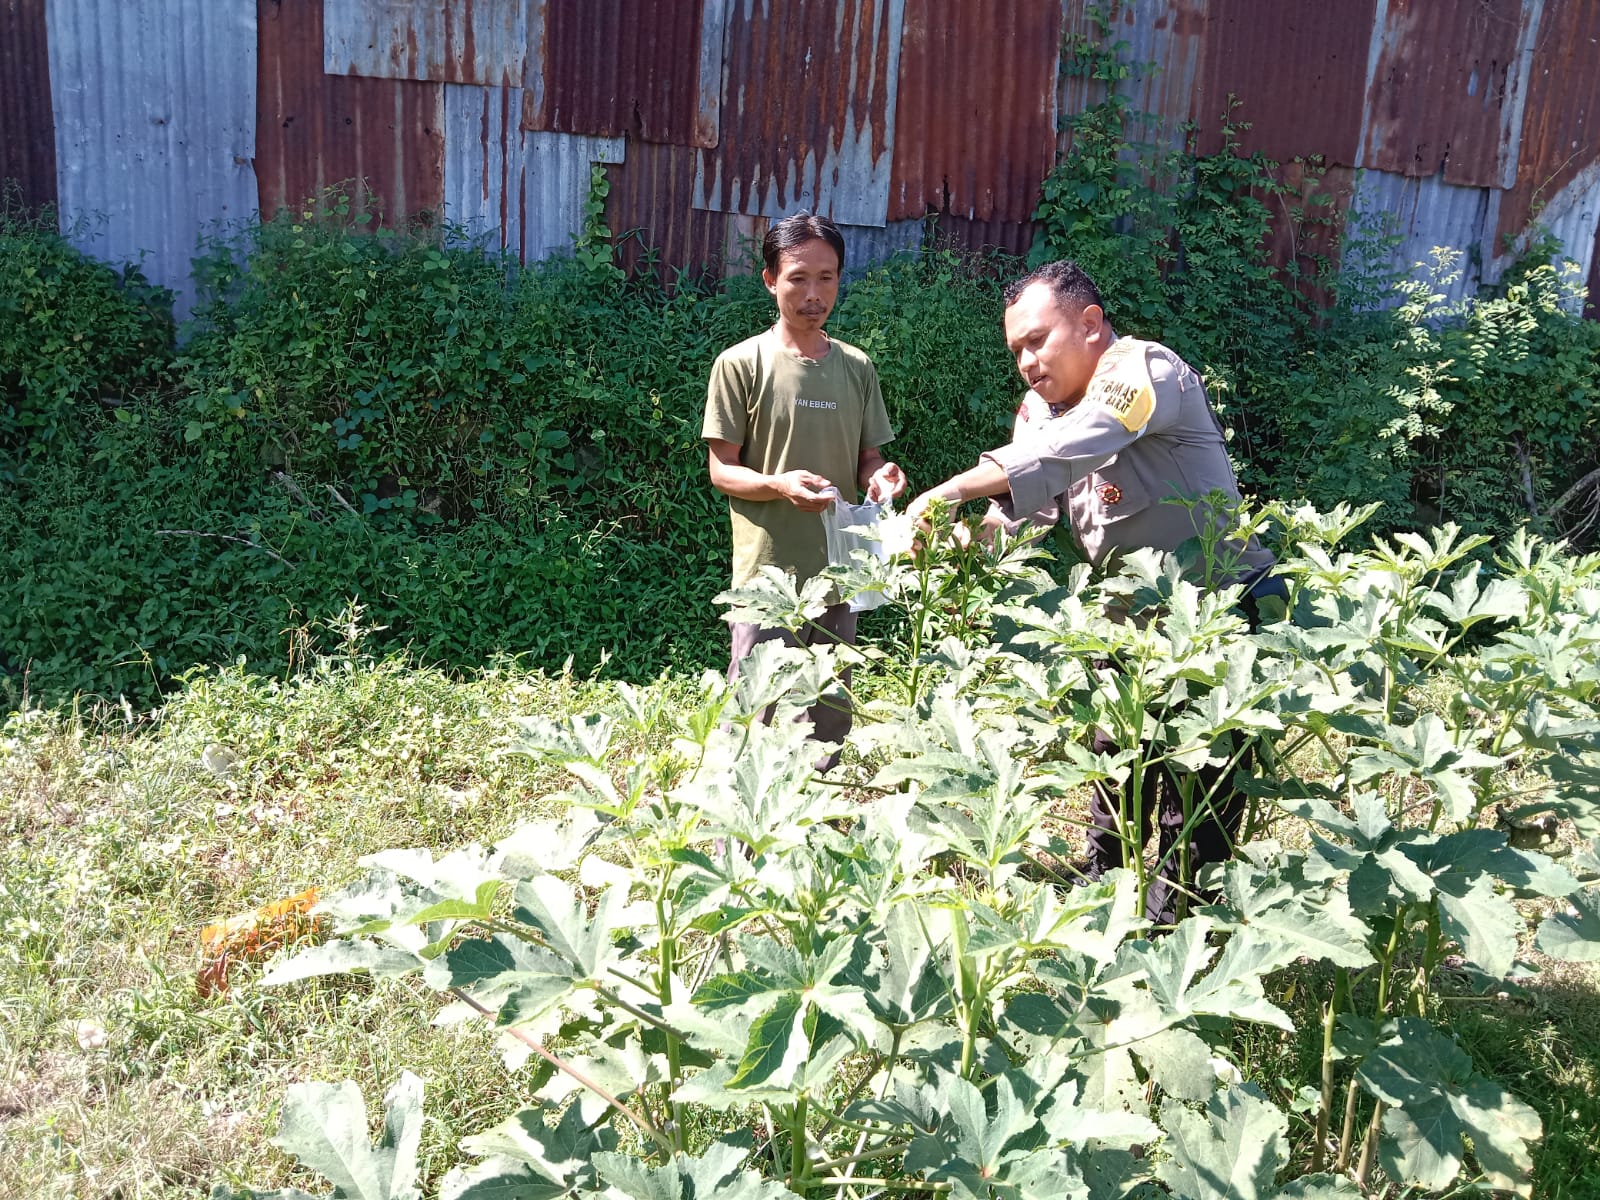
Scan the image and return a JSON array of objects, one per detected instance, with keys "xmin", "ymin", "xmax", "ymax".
[
  {"xmin": 323, "ymin": 0, "xmax": 527, "ymax": 86},
  {"xmin": 0, "ymin": 0, "xmax": 57, "ymax": 214},
  {"xmin": 1358, "ymin": 0, "xmax": 1531, "ymax": 185},
  {"xmin": 1497, "ymin": 0, "xmax": 1598, "ymax": 242},
  {"xmin": 693, "ymin": 0, "xmax": 903, "ymax": 225},
  {"xmin": 524, "ymin": 0, "xmax": 720, "ymax": 148},
  {"xmin": 888, "ymin": 0, "xmax": 1060, "ymax": 224},
  {"xmin": 1193, "ymin": 0, "xmax": 1375, "ymax": 164},
  {"xmin": 605, "ymin": 138, "xmax": 732, "ymax": 283},
  {"xmin": 257, "ymin": 0, "xmax": 444, "ymax": 224}
]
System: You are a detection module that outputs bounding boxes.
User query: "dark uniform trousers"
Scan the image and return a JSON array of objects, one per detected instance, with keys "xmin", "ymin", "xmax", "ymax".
[{"xmin": 1083, "ymin": 581, "xmax": 1280, "ymax": 925}]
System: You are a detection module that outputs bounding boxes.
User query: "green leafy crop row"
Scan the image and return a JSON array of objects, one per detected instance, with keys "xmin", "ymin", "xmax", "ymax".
[{"xmin": 237, "ymin": 504, "xmax": 1600, "ymax": 1199}]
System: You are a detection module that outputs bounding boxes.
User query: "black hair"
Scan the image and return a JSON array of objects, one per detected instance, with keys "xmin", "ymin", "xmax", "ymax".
[
  {"xmin": 1002, "ymin": 259, "xmax": 1103, "ymax": 314},
  {"xmin": 762, "ymin": 211, "xmax": 846, "ymax": 275}
]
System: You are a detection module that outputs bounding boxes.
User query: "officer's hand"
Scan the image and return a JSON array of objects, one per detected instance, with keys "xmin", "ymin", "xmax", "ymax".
[
  {"xmin": 905, "ymin": 488, "xmax": 942, "ymax": 531},
  {"xmin": 865, "ymin": 461, "xmax": 908, "ymax": 503},
  {"xmin": 776, "ymin": 470, "xmax": 836, "ymax": 512}
]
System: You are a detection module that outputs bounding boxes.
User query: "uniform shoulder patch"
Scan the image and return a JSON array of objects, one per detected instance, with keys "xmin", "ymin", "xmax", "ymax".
[{"xmin": 1086, "ymin": 339, "xmax": 1155, "ymax": 433}]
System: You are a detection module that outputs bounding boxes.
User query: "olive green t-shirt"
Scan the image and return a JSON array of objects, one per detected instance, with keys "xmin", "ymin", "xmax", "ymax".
[{"xmin": 703, "ymin": 328, "xmax": 894, "ymax": 588}]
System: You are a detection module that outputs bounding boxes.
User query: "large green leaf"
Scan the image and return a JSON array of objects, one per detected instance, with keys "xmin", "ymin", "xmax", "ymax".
[
  {"xmin": 455, "ymin": 1101, "xmax": 611, "ymax": 1190},
  {"xmin": 437, "ymin": 1158, "xmax": 570, "ymax": 1200},
  {"xmin": 726, "ymin": 992, "xmax": 808, "ymax": 1090},
  {"xmin": 853, "ymin": 901, "xmax": 950, "ymax": 1030},
  {"xmin": 1133, "ymin": 918, "xmax": 1293, "ymax": 1031},
  {"xmin": 511, "ymin": 876, "xmax": 623, "ymax": 980},
  {"xmin": 1347, "ymin": 714, "xmax": 1502, "ymax": 823},
  {"xmin": 903, "ymin": 1069, "xmax": 1062, "ymax": 1199},
  {"xmin": 1155, "ymin": 1083, "xmax": 1286, "ymax": 1200},
  {"xmin": 1534, "ymin": 888, "xmax": 1600, "ymax": 961},
  {"xmin": 1204, "ymin": 858, "xmax": 1374, "ymax": 970},
  {"xmin": 269, "ymin": 1074, "xmax": 424, "ymax": 1200},
  {"xmin": 593, "ymin": 1140, "xmax": 803, "ymax": 1200},
  {"xmin": 1435, "ymin": 876, "xmax": 1521, "ymax": 979},
  {"xmin": 1356, "ymin": 1019, "xmax": 1541, "ymax": 1196},
  {"xmin": 262, "ymin": 938, "xmax": 423, "ymax": 987}
]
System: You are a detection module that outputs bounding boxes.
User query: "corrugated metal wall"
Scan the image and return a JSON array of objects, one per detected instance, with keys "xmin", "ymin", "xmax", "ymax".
[
  {"xmin": 0, "ymin": 0, "xmax": 56, "ymax": 216},
  {"xmin": 2, "ymin": 0, "xmax": 1596, "ymax": 315},
  {"xmin": 258, "ymin": 0, "xmax": 444, "ymax": 228},
  {"xmin": 46, "ymin": 0, "xmax": 257, "ymax": 317}
]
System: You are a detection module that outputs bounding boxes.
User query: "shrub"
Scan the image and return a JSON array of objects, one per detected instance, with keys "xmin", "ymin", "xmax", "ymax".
[{"xmin": 0, "ymin": 204, "xmax": 173, "ymax": 473}]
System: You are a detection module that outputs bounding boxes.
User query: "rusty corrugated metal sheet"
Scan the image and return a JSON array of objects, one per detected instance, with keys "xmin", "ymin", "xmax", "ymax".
[
  {"xmin": 1496, "ymin": 0, "xmax": 1599, "ymax": 242},
  {"xmin": 1059, "ymin": 0, "xmax": 1207, "ymax": 153},
  {"xmin": 1193, "ymin": 0, "xmax": 1375, "ymax": 163},
  {"xmin": 442, "ymin": 83, "xmax": 526, "ymax": 254},
  {"xmin": 0, "ymin": 0, "xmax": 56, "ymax": 215},
  {"xmin": 257, "ymin": 0, "xmax": 444, "ymax": 224},
  {"xmin": 323, "ymin": 0, "xmax": 528, "ymax": 86},
  {"xmin": 928, "ymin": 214, "xmax": 1034, "ymax": 261},
  {"xmin": 525, "ymin": 0, "xmax": 723, "ymax": 149},
  {"xmin": 46, "ymin": 0, "xmax": 257, "ymax": 318},
  {"xmin": 1500, "ymin": 160, "xmax": 1600, "ymax": 289},
  {"xmin": 886, "ymin": 0, "xmax": 1058, "ymax": 224},
  {"xmin": 1344, "ymin": 168, "xmax": 1496, "ymax": 304},
  {"xmin": 693, "ymin": 0, "xmax": 905, "ymax": 226},
  {"xmin": 1357, "ymin": 0, "xmax": 1540, "ymax": 186},
  {"xmin": 442, "ymin": 83, "xmax": 625, "ymax": 261},
  {"xmin": 605, "ymin": 138, "xmax": 734, "ymax": 282}
]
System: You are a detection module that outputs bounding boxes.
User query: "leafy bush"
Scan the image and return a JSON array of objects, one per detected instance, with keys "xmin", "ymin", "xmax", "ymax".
[
  {"xmin": 244, "ymin": 507, "xmax": 1600, "ymax": 1198},
  {"xmin": 0, "ymin": 204, "xmax": 173, "ymax": 472}
]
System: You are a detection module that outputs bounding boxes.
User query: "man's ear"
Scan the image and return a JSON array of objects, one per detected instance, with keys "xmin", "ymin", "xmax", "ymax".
[
  {"xmin": 762, "ymin": 269, "xmax": 777, "ymax": 294},
  {"xmin": 1082, "ymin": 303, "xmax": 1106, "ymax": 339}
]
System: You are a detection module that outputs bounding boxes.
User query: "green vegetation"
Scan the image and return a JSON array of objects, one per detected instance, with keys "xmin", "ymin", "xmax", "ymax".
[
  {"xmin": 8, "ymin": 511, "xmax": 1596, "ymax": 1197},
  {"xmin": 5, "ymin": 146, "xmax": 1598, "ymax": 707},
  {"xmin": 4, "ymin": 30, "xmax": 1600, "ymax": 1196},
  {"xmin": 0, "ymin": 202, "xmax": 1020, "ymax": 707}
]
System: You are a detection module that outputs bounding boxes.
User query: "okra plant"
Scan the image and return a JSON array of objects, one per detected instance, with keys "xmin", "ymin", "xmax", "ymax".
[{"xmin": 239, "ymin": 504, "xmax": 1600, "ymax": 1199}]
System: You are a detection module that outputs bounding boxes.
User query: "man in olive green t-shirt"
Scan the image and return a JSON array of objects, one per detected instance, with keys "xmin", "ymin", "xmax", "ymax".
[{"xmin": 702, "ymin": 212, "xmax": 906, "ymax": 769}]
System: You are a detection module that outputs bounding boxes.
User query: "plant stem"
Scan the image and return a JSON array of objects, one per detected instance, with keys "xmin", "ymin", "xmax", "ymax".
[
  {"xmin": 810, "ymin": 1142, "xmax": 913, "ymax": 1173},
  {"xmin": 448, "ymin": 987, "xmax": 675, "ymax": 1159},
  {"xmin": 814, "ymin": 1181, "xmax": 950, "ymax": 1193},
  {"xmin": 655, "ymin": 885, "xmax": 686, "ymax": 1152},
  {"xmin": 1355, "ymin": 1100, "xmax": 1385, "ymax": 1190},
  {"xmin": 1335, "ymin": 1074, "xmax": 1363, "ymax": 1174},
  {"xmin": 1312, "ymin": 969, "xmax": 1345, "ymax": 1174},
  {"xmin": 790, "ymin": 1094, "xmax": 811, "ymax": 1191}
]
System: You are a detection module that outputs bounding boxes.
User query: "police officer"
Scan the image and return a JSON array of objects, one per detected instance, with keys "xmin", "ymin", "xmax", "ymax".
[{"xmin": 906, "ymin": 259, "xmax": 1279, "ymax": 924}]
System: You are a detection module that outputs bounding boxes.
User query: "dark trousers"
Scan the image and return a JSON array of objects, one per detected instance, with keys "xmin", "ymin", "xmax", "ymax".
[
  {"xmin": 1083, "ymin": 579, "xmax": 1280, "ymax": 922},
  {"xmin": 1085, "ymin": 727, "xmax": 1250, "ymax": 924},
  {"xmin": 728, "ymin": 603, "xmax": 857, "ymax": 771}
]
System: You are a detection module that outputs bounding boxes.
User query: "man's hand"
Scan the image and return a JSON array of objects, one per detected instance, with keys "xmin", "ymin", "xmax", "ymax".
[
  {"xmin": 865, "ymin": 460, "xmax": 907, "ymax": 503},
  {"xmin": 775, "ymin": 470, "xmax": 836, "ymax": 512},
  {"xmin": 905, "ymin": 487, "xmax": 951, "ymax": 531}
]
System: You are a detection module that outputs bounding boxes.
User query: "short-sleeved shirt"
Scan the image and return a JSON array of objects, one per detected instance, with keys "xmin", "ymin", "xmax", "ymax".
[
  {"xmin": 703, "ymin": 329, "xmax": 894, "ymax": 588},
  {"xmin": 983, "ymin": 335, "xmax": 1274, "ymax": 584}
]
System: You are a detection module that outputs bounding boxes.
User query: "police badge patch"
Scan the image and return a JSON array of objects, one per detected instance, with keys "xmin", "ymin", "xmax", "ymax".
[{"xmin": 1088, "ymin": 340, "xmax": 1156, "ymax": 433}]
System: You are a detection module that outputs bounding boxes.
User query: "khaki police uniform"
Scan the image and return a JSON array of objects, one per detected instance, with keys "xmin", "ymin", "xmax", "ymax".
[
  {"xmin": 980, "ymin": 333, "xmax": 1273, "ymax": 923},
  {"xmin": 981, "ymin": 334, "xmax": 1274, "ymax": 585}
]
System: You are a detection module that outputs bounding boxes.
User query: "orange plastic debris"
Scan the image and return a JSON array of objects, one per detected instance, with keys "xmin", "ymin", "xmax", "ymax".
[{"xmin": 196, "ymin": 887, "xmax": 322, "ymax": 997}]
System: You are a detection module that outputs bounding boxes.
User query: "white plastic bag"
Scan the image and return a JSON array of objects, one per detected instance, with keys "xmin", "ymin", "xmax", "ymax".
[{"xmin": 820, "ymin": 490, "xmax": 912, "ymax": 612}]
